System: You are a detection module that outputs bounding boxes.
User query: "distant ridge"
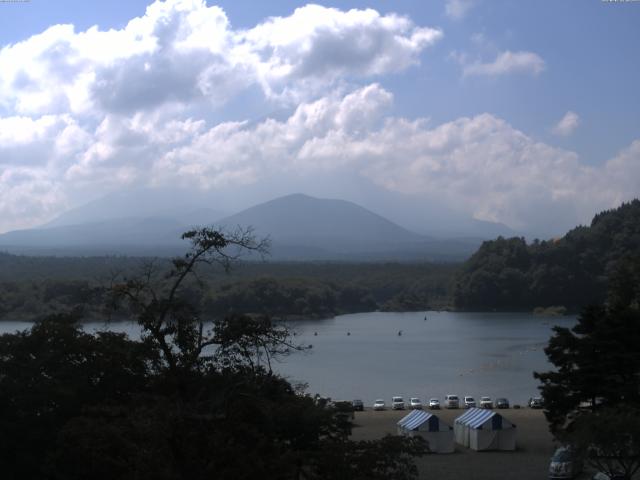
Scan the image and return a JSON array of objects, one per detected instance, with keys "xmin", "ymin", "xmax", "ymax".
[{"xmin": 0, "ymin": 193, "xmax": 481, "ymax": 260}]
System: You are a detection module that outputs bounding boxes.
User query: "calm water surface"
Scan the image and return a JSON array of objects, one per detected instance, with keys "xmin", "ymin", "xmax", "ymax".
[{"xmin": 0, "ymin": 311, "xmax": 575, "ymax": 406}]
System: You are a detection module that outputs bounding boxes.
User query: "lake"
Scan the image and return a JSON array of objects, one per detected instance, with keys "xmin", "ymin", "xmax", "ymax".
[{"xmin": 0, "ymin": 311, "xmax": 575, "ymax": 406}]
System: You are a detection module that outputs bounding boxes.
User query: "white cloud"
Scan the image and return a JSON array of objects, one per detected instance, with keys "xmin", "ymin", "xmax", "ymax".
[
  {"xmin": 445, "ymin": 0, "xmax": 477, "ymax": 20},
  {"xmin": 239, "ymin": 5, "xmax": 442, "ymax": 100},
  {"xmin": 142, "ymin": 85, "xmax": 638, "ymax": 234},
  {"xmin": 0, "ymin": 1, "xmax": 637, "ymax": 236},
  {"xmin": 463, "ymin": 50, "xmax": 546, "ymax": 77},
  {"xmin": 0, "ymin": 81, "xmax": 638, "ymax": 234},
  {"xmin": 552, "ymin": 111, "xmax": 580, "ymax": 137},
  {"xmin": 0, "ymin": 0, "xmax": 441, "ymax": 115},
  {"xmin": 0, "ymin": 0, "xmax": 444, "ymax": 231}
]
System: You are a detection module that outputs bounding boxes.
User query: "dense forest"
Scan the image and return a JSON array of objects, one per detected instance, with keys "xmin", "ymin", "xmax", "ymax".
[
  {"xmin": 0, "ymin": 256, "xmax": 456, "ymax": 321},
  {"xmin": 2, "ymin": 200, "xmax": 639, "ymax": 320},
  {"xmin": 454, "ymin": 200, "xmax": 640, "ymax": 311}
]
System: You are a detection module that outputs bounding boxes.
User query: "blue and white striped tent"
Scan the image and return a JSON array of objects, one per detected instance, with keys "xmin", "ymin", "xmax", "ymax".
[
  {"xmin": 397, "ymin": 410, "xmax": 454, "ymax": 453},
  {"xmin": 454, "ymin": 408, "xmax": 516, "ymax": 451}
]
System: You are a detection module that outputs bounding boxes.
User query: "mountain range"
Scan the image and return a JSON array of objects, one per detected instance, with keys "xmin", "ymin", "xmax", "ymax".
[{"xmin": 0, "ymin": 193, "xmax": 488, "ymax": 260}]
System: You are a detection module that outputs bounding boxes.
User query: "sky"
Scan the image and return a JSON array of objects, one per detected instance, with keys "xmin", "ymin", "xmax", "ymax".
[{"xmin": 0, "ymin": 0, "xmax": 639, "ymax": 237}]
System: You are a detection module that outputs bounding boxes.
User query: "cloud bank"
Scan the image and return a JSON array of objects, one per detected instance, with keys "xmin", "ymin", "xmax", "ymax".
[{"xmin": 0, "ymin": 0, "xmax": 638, "ymax": 236}]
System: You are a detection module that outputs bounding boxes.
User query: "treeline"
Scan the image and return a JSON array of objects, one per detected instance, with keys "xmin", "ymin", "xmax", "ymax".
[
  {"xmin": 454, "ymin": 199, "xmax": 640, "ymax": 310},
  {"xmin": 0, "ymin": 259, "xmax": 457, "ymax": 321}
]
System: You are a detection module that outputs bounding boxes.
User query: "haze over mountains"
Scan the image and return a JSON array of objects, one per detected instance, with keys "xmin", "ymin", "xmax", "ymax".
[{"xmin": 0, "ymin": 191, "xmax": 511, "ymax": 260}]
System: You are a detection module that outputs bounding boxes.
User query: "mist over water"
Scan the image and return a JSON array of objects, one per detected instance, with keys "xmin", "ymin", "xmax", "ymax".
[{"xmin": 0, "ymin": 311, "xmax": 574, "ymax": 406}]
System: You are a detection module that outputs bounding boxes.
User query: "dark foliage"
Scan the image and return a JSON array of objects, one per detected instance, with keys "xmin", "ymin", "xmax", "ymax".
[
  {"xmin": 534, "ymin": 256, "xmax": 640, "ymax": 433},
  {"xmin": 535, "ymin": 256, "xmax": 640, "ymax": 478},
  {"xmin": 0, "ymin": 227, "xmax": 428, "ymax": 480},
  {"xmin": 454, "ymin": 199, "xmax": 640, "ymax": 310},
  {"xmin": 564, "ymin": 407, "xmax": 640, "ymax": 480}
]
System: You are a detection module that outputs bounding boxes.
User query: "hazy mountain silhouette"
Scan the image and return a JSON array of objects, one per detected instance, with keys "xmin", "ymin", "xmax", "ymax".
[
  {"xmin": 218, "ymin": 193, "xmax": 421, "ymax": 246},
  {"xmin": 216, "ymin": 194, "xmax": 480, "ymax": 260},
  {"xmin": 43, "ymin": 188, "xmax": 225, "ymax": 228},
  {"xmin": 0, "ymin": 193, "xmax": 481, "ymax": 260}
]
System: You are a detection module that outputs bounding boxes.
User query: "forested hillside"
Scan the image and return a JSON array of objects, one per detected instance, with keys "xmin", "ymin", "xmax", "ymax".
[
  {"xmin": 0, "ymin": 257, "xmax": 455, "ymax": 321},
  {"xmin": 453, "ymin": 200, "xmax": 640, "ymax": 310}
]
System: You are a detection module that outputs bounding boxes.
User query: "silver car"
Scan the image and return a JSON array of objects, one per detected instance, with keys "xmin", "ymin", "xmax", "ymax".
[
  {"xmin": 392, "ymin": 396, "xmax": 405, "ymax": 410},
  {"xmin": 464, "ymin": 396, "xmax": 476, "ymax": 408},
  {"xmin": 480, "ymin": 396, "xmax": 493, "ymax": 409},
  {"xmin": 444, "ymin": 394, "xmax": 459, "ymax": 409}
]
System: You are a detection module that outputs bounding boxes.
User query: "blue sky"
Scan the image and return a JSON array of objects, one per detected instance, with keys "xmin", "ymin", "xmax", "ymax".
[{"xmin": 0, "ymin": 0, "xmax": 638, "ymax": 236}]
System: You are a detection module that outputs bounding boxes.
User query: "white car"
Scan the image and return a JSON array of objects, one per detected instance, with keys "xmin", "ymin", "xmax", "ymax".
[
  {"xmin": 428, "ymin": 398, "xmax": 440, "ymax": 409},
  {"xmin": 464, "ymin": 396, "xmax": 476, "ymax": 408},
  {"xmin": 444, "ymin": 394, "xmax": 459, "ymax": 409},
  {"xmin": 392, "ymin": 396, "xmax": 405, "ymax": 410},
  {"xmin": 409, "ymin": 397, "xmax": 422, "ymax": 409},
  {"xmin": 480, "ymin": 396, "xmax": 493, "ymax": 409},
  {"xmin": 373, "ymin": 399, "xmax": 386, "ymax": 411}
]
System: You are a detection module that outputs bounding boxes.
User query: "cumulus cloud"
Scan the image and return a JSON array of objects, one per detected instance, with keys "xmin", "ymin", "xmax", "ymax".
[
  {"xmin": 239, "ymin": 4, "xmax": 442, "ymax": 101},
  {"xmin": 0, "ymin": 0, "xmax": 441, "ymax": 115},
  {"xmin": 0, "ymin": 0, "xmax": 443, "ymax": 231},
  {"xmin": 0, "ymin": 1, "xmax": 637, "ymax": 236},
  {"xmin": 552, "ymin": 111, "xmax": 580, "ymax": 137},
  {"xmin": 445, "ymin": 0, "xmax": 477, "ymax": 20},
  {"xmin": 463, "ymin": 50, "xmax": 546, "ymax": 77},
  {"xmin": 135, "ymin": 85, "xmax": 638, "ymax": 233}
]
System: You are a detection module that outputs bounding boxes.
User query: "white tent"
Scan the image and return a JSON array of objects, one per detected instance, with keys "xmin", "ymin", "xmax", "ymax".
[
  {"xmin": 396, "ymin": 410, "xmax": 455, "ymax": 453},
  {"xmin": 454, "ymin": 408, "xmax": 516, "ymax": 451}
]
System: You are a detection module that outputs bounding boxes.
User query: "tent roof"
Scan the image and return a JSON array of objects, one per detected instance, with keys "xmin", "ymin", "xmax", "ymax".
[
  {"xmin": 455, "ymin": 408, "xmax": 511, "ymax": 429},
  {"xmin": 397, "ymin": 410, "xmax": 437, "ymax": 431}
]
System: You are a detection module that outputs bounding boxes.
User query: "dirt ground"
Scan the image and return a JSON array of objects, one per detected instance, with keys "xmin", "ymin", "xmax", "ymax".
[{"xmin": 350, "ymin": 407, "xmax": 575, "ymax": 480}]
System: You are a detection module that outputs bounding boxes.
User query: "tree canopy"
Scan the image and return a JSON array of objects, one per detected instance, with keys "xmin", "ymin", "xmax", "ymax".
[
  {"xmin": 535, "ymin": 256, "xmax": 640, "ymax": 479},
  {"xmin": 454, "ymin": 199, "xmax": 640, "ymax": 310},
  {"xmin": 0, "ymin": 227, "xmax": 428, "ymax": 480}
]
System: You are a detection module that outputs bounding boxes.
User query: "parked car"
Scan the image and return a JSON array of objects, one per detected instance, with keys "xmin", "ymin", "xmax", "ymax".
[
  {"xmin": 529, "ymin": 396, "xmax": 544, "ymax": 409},
  {"xmin": 480, "ymin": 396, "xmax": 493, "ymax": 409},
  {"xmin": 409, "ymin": 397, "xmax": 422, "ymax": 410},
  {"xmin": 373, "ymin": 399, "xmax": 386, "ymax": 411},
  {"xmin": 352, "ymin": 399, "xmax": 364, "ymax": 411},
  {"xmin": 429, "ymin": 398, "xmax": 441, "ymax": 409},
  {"xmin": 495, "ymin": 397, "xmax": 510, "ymax": 409},
  {"xmin": 464, "ymin": 396, "xmax": 476, "ymax": 408},
  {"xmin": 444, "ymin": 394, "xmax": 459, "ymax": 409},
  {"xmin": 548, "ymin": 446, "xmax": 583, "ymax": 479},
  {"xmin": 392, "ymin": 396, "xmax": 405, "ymax": 410}
]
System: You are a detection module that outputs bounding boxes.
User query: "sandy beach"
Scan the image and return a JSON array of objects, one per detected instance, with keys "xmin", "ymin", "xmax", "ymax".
[{"xmin": 351, "ymin": 408, "xmax": 562, "ymax": 480}]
